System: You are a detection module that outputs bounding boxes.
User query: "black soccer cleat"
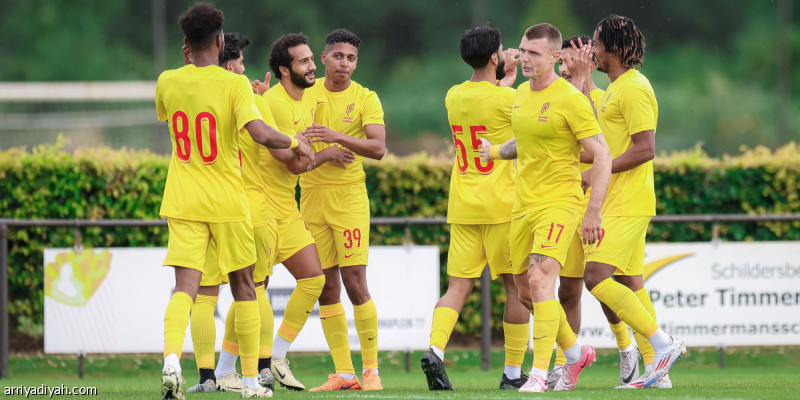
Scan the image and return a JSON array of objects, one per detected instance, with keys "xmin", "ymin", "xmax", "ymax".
[
  {"xmin": 499, "ymin": 372, "xmax": 529, "ymax": 390},
  {"xmin": 420, "ymin": 349, "xmax": 453, "ymax": 391}
]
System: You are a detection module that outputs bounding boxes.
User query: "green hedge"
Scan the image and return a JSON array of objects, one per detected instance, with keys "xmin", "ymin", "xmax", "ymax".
[{"xmin": 2, "ymin": 141, "xmax": 799, "ymax": 343}]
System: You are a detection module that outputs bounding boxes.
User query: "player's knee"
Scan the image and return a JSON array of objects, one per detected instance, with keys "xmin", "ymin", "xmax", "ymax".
[
  {"xmin": 298, "ymin": 274, "xmax": 325, "ymax": 298},
  {"xmin": 517, "ymin": 292, "xmax": 533, "ymax": 310}
]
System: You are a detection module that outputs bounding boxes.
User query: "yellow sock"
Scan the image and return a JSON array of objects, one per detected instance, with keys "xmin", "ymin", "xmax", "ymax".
[
  {"xmin": 503, "ymin": 322, "xmax": 529, "ymax": 367},
  {"xmin": 554, "ymin": 349, "xmax": 566, "ymax": 367},
  {"xmin": 531, "ymin": 300, "xmax": 559, "ymax": 371},
  {"xmin": 164, "ymin": 292, "xmax": 193, "ymax": 358},
  {"xmin": 221, "ymin": 304, "xmax": 239, "ymax": 354},
  {"xmin": 320, "ymin": 302, "xmax": 355, "ymax": 374},
  {"xmin": 191, "ymin": 294, "xmax": 218, "ymax": 370},
  {"xmin": 235, "ymin": 300, "xmax": 261, "ymax": 378},
  {"xmin": 634, "ymin": 287, "xmax": 657, "ymax": 364},
  {"xmin": 555, "ymin": 303, "xmax": 577, "ymax": 351},
  {"xmin": 590, "ymin": 278, "xmax": 658, "ymax": 338},
  {"xmin": 609, "ymin": 321, "xmax": 632, "ymax": 350},
  {"xmin": 429, "ymin": 307, "xmax": 459, "ymax": 351},
  {"xmin": 277, "ymin": 275, "xmax": 324, "ymax": 342},
  {"xmin": 256, "ymin": 285, "xmax": 273, "ymax": 359},
  {"xmin": 354, "ymin": 299, "xmax": 379, "ymax": 370}
]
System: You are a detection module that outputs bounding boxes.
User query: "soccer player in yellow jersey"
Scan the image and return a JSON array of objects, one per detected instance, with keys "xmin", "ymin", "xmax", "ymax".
[
  {"xmin": 156, "ymin": 4, "xmax": 312, "ymax": 400},
  {"xmin": 580, "ymin": 14, "xmax": 686, "ymax": 389},
  {"xmin": 185, "ymin": 32, "xmax": 281, "ymax": 395},
  {"xmin": 418, "ymin": 26, "xmax": 530, "ymax": 392},
  {"xmin": 484, "ymin": 23, "xmax": 613, "ymax": 393},
  {"xmin": 250, "ymin": 33, "xmax": 353, "ymax": 392},
  {"xmin": 299, "ymin": 29, "xmax": 387, "ymax": 392}
]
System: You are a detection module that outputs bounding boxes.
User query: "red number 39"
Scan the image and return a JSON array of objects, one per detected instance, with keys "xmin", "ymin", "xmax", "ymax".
[{"xmin": 343, "ymin": 228, "xmax": 362, "ymax": 249}]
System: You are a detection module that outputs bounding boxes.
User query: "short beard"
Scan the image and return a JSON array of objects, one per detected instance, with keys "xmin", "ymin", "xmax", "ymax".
[
  {"xmin": 290, "ymin": 69, "xmax": 314, "ymax": 89},
  {"xmin": 496, "ymin": 58, "xmax": 506, "ymax": 81}
]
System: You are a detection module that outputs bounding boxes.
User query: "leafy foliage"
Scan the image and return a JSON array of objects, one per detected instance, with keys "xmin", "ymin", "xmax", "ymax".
[{"xmin": 2, "ymin": 142, "xmax": 799, "ymax": 341}]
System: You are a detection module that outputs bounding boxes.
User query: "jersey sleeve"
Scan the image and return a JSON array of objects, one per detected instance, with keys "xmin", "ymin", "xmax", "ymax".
[
  {"xmin": 254, "ymin": 95, "xmax": 278, "ymax": 130},
  {"xmin": 619, "ymin": 82, "xmax": 657, "ymax": 135},
  {"xmin": 361, "ymin": 91, "xmax": 385, "ymax": 126},
  {"xmin": 566, "ymin": 92, "xmax": 602, "ymax": 140},
  {"xmin": 501, "ymin": 86, "xmax": 516, "ymax": 119},
  {"xmin": 232, "ymin": 75, "xmax": 263, "ymax": 133},
  {"xmin": 155, "ymin": 76, "xmax": 167, "ymax": 122},
  {"xmin": 265, "ymin": 96, "xmax": 297, "ymax": 136}
]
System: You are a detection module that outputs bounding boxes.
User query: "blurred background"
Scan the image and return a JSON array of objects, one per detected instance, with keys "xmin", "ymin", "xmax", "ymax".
[{"xmin": 0, "ymin": 0, "xmax": 797, "ymax": 156}]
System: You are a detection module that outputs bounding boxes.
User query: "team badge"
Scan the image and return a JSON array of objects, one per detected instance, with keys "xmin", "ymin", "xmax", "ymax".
[{"xmin": 538, "ymin": 102, "xmax": 550, "ymax": 122}]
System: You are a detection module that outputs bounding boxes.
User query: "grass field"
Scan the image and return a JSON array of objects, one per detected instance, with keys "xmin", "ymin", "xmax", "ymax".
[{"xmin": 4, "ymin": 347, "xmax": 800, "ymax": 399}]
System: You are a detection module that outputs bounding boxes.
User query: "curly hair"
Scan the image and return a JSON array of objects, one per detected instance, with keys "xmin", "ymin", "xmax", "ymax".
[
  {"xmin": 326, "ymin": 29, "xmax": 361, "ymax": 49},
  {"xmin": 459, "ymin": 26, "xmax": 501, "ymax": 69},
  {"xmin": 178, "ymin": 2, "xmax": 224, "ymax": 49},
  {"xmin": 596, "ymin": 14, "xmax": 645, "ymax": 68},
  {"xmin": 269, "ymin": 33, "xmax": 310, "ymax": 79},
  {"xmin": 221, "ymin": 32, "xmax": 250, "ymax": 65}
]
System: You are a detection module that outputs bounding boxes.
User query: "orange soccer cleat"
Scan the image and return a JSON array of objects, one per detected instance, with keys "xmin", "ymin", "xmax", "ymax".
[
  {"xmin": 361, "ymin": 370, "xmax": 383, "ymax": 391},
  {"xmin": 309, "ymin": 374, "xmax": 361, "ymax": 392}
]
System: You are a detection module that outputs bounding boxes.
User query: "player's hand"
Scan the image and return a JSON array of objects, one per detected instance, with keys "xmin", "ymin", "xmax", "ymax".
[
  {"xmin": 182, "ymin": 43, "xmax": 192, "ymax": 65},
  {"xmin": 479, "ymin": 138, "xmax": 493, "ymax": 162},
  {"xmin": 582, "ymin": 208, "xmax": 602, "ymax": 245},
  {"xmin": 292, "ymin": 141, "xmax": 315, "ymax": 167},
  {"xmin": 252, "ymin": 72, "xmax": 271, "ymax": 95},
  {"xmin": 581, "ymin": 168, "xmax": 593, "ymax": 193},
  {"xmin": 329, "ymin": 145, "xmax": 356, "ymax": 169},
  {"xmin": 498, "ymin": 48, "xmax": 520, "ymax": 87},
  {"xmin": 567, "ymin": 39, "xmax": 594, "ymax": 83},
  {"xmin": 305, "ymin": 123, "xmax": 341, "ymax": 144}
]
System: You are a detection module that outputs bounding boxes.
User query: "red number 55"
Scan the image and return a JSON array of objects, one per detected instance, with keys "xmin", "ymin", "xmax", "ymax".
[{"xmin": 452, "ymin": 125, "xmax": 494, "ymax": 175}]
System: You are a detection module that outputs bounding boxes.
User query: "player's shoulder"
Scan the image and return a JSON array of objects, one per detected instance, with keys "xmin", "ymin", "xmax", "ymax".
[
  {"xmin": 349, "ymin": 79, "xmax": 379, "ymax": 100},
  {"xmin": 621, "ymin": 69, "xmax": 655, "ymax": 92}
]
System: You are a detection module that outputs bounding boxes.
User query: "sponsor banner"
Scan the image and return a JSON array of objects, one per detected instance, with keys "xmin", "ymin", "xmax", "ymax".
[
  {"xmin": 575, "ymin": 242, "xmax": 800, "ymax": 348},
  {"xmin": 44, "ymin": 246, "xmax": 439, "ymax": 354}
]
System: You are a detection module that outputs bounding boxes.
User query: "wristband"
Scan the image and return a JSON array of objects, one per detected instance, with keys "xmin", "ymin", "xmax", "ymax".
[
  {"xmin": 289, "ymin": 137, "xmax": 299, "ymax": 150},
  {"xmin": 489, "ymin": 145, "xmax": 501, "ymax": 160}
]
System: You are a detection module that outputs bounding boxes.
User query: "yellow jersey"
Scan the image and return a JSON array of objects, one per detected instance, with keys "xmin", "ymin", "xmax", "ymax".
[
  {"xmin": 155, "ymin": 64, "xmax": 261, "ymax": 223},
  {"xmin": 444, "ymin": 80, "xmax": 516, "ymax": 224},
  {"xmin": 511, "ymin": 78, "xmax": 601, "ymax": 218},
  {"xmin": 259, "ymin": 83, "xmax": 316, "ymax": 219},
  {"xmin": 238, "ymin": 94, "xmax": 278, "ymax": 228},
  {"xmin": 300, "ymin": 78, "xmax": 385, "ymax": 189},
  {"xmin": 596, "ymin": 69, "xmax": 658, "ymax": 216}
]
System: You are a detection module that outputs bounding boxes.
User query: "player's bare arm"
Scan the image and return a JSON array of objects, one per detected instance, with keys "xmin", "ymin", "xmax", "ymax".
[
  {"xmin": 304, "ymin": 123, "xmax": 386, "ymax": 160},
  {"xmin": 284, "ymin": 145, "xmax": 355, "ymax": 174},
  {"xmin": 578, "ymin": 133, "xmax": 611, "ymax": 244}
]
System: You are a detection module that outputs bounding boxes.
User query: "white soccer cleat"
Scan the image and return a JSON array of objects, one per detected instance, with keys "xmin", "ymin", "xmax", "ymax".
[
  {"xmin": 217, "ymin": 372, "xmax": 243, "ymax": 392},
  {"xmin": 161, "ymin": 367, "xmax": 186, "ymax": 400},
  {"xmin": 546, "ymin": 365, "xmax": 563, "ymax": 389},
  {"xmin": 652, "ymin": 373, "xmax": 673, "ymax": 389},
  {"xmin": 619, "ymin": 347, "xmax": 640, "ymax": 386},
  {"xmin": 518, "ymin": 375, "xmax": 548, "ymax": 393},
  {"xmin": 241, "ymin": 386, "xmax": 273, "ymax": 398},
  {"xmin": 270, "ymin": 357, "xmax": 306, "ymax": 391},
  {"xmin": 616, "ymin": 337, "xmax": 686, "ymax": 389}
]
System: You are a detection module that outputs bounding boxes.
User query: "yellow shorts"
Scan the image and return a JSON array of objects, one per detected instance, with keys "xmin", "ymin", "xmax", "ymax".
[
  {"xmin": 560, "ymin": 230, "xmax": 586, "ymax": 278},
  {"xmin": 447, "ymin": 223, "xmax": 512, "ymax": 280},
  {"xmin": 584, "ymin": 216, "xmax": 650, "ymax": 276},
  {"xmin": 200, "ymin": 219, "xmax": 278, "ymax": 286},
  {"xmin": 510, "ymin": 207, "xmax": 580, "ymax": 275},
  {"xmin": 300, "ymin": 184, "xmax": 370, "ymax": 269},
  {"xmin": 163, "ymin": 217, "xmax": 256, "ymax": 277},
  {"xmin": 274, "ymin": 213, "xmax": 316, "ymax": 265}
]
